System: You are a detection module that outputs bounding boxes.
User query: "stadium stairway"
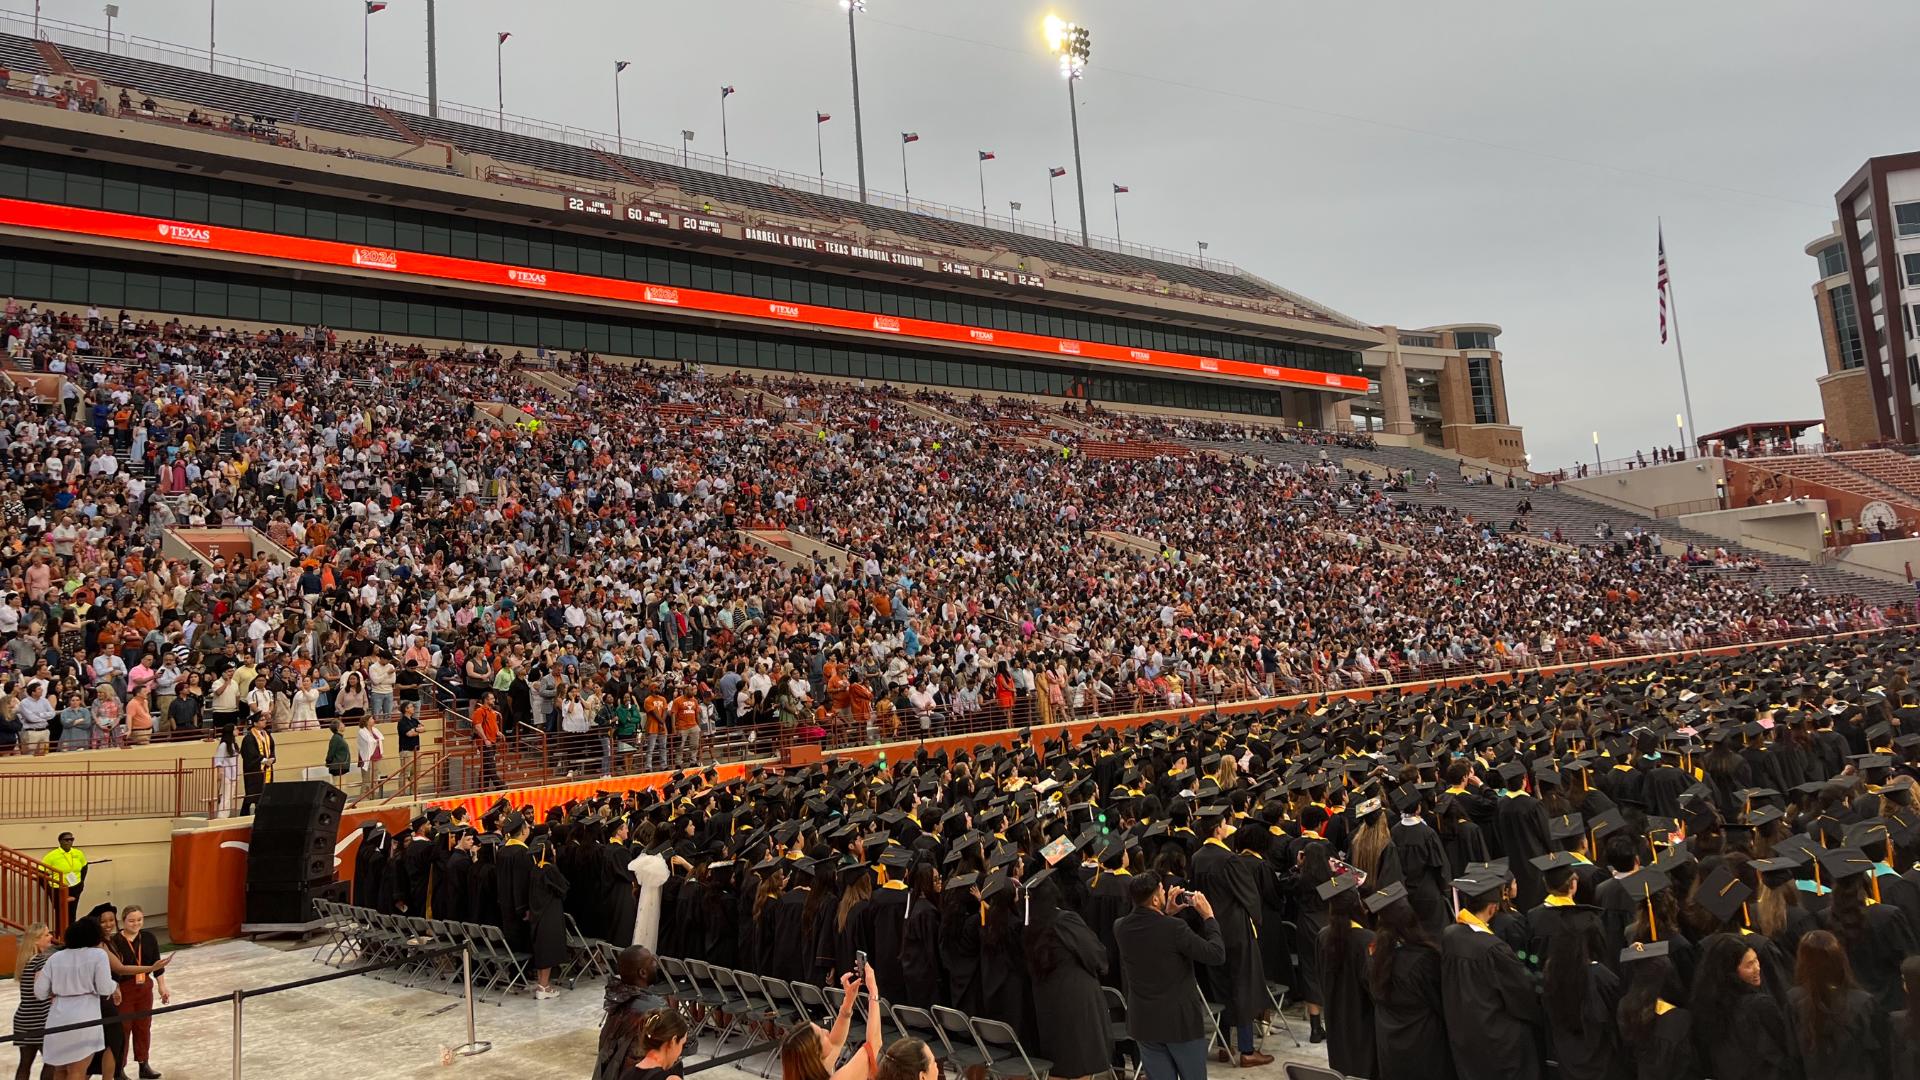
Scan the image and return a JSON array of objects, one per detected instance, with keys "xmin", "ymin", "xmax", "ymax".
[{"xmin": 1186, "ymin": 438, "xmax": 1916, "ymax": 607}]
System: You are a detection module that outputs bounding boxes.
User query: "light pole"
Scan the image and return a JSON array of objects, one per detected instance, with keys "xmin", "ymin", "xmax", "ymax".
[
  {"xmin": 720, "ymin": 85, "xmax": 735, "ymax": 174},
  {"xmin": 841, "ymin": 0, "xmax": 869, "ymax": 204},
  {"xmin": 614, "ymin": 61, "xmax": 630, "ymax": 156},
  {"xmin": 681, "ymin": 129, "xmax": 694, "ymax": 169},
  {"xmin": 103, "ymin": 5, "xmax": 118, "ymax": 53},
  {"xmin": 1009, "ymin": 200, "xmax": 1022, "ymax": 225},
  {"xmin": 1592, "ymin": 431, "xmax": 1601, "ymax": 472},
  {"xmin": 1045, "ymin": 15, "xmax": 1092, "ymax": 246},
  {"xmin": 495, "ymin": 32, "xmax": 511, "ymax": 129},
  {"xmin": 208, "ymin": 0, "xmax": 216, "ymax": 68},
  {"xmin": 425, "ymin": 0, "xmax": 438, "ymax": 118},
  {"xmin": 1048, "ymin": 166, "xmax": 1065, "ymax": 240},
  {"xmin": 1675, "ymin": 413, "xmax": 1686, "ymax": 460},
  {"xmin": 1197, "ymin": 240, "xmax": 1209, "ymax": 265}
]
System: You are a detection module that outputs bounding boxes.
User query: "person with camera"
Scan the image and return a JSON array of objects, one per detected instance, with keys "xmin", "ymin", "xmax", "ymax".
[{"xmin": 1114, "ymin": 872, "xmax": 1230, "ymax": 1080}]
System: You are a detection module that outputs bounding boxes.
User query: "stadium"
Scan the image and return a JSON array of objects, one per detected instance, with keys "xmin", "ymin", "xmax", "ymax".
[{"xmin": 0, "ymin": 5, "xmax": 1917, "ymax": 1080}]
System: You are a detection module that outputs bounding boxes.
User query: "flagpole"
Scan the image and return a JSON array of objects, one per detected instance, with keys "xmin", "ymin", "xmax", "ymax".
[
  {"xmin": 816, "ymin": 116, "xmax": 824, "ymax": 182},
  {"xmin": 613, "ymin": 64, "xmax": 625, "ymax": 157},
  {"xmin": 1049, "ymin": 174, "xmax": 1058, "ymax": 241},
  {"xmin": 978, "ymin": 158, "xmax": 986, "ymax": 222},
  {"xmin": 1664, "ymin": 222, "xmax": 1699, "ymax": 454},
  {"xmin": 902, "ymin": 139, "xmax": 911, "ymax": 208},
  {"xmin": 1112, "ymin": 188, "xmax": 1121, "ymax": 242},
  {"xmin": 363, "ymin": 5, "xmax": 370, "ymax": 105},
  {"xmin": 495, "ymin": 36, "xmax": 504, "ymax": 129}
]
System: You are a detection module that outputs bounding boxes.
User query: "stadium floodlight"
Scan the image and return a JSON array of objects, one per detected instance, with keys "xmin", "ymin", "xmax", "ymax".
[
  {"xmin": 841, "ymin": 0, "xmax": 870, "ymax": 203},
  {"xmin": 103, "ymin": 5, "xmax": 119, "ymax": 53},
  {"xmin": 1044, "ymin": 15, "xmax": 1093, "ymax": 245}
]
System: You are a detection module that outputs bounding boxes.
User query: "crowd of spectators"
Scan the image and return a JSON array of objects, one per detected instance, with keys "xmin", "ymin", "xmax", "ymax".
[{"xmin": 0, "ymin": 299, "xmax": 1899, "ymax": 783}]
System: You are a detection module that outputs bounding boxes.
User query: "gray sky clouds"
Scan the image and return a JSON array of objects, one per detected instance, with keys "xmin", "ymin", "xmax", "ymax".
[{"xmin": 48, "ymin": 0, "xmax": 1920, "ymax": 466}]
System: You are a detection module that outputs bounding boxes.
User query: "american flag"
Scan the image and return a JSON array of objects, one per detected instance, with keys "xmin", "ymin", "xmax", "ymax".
[
  {"xmin": 978, "ymin": 151, "xmax": 995, "ymax": 162},
  {"xmin": 1049, "ymin": 166, "xmax": 1067, "ymax": 178},
  {"xmin": 1657, "ymin": 227, "xmax": 1670, "ymax": 345}
]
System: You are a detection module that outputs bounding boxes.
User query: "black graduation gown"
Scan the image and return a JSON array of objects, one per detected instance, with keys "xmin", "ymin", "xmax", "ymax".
[
  {"xmin": 528, "ymin": 861, "xmax": 570, "ymax": 972},
  {"xmin": 1372, "ymin": 942, "xmax": 1453, "ymax": 1080},
  {"xmin": 1546, "ymin": 962, "xmax": 1624, "ymax": 1080},
  {"xmin": 1031, "ymin": 911, "xmax": 1111, "ymax": 1077},
  {"xmin": 603, "ymin": 842, "xmax": 638, "ymax": 948},
  {"xmin": 1787, "ymin": 985, "xmax": 1883, "ymax": 1080},
  {"xmin": 1190, "ymin": 842, "xmax": 1267, "ymax": 1028},
  {"xmin": 496, "ymin": 844, "xmax": 536, "ymax": 952},
  {"xmin": 981, "ymin": 914, "xmax": 1034, "ymax": 1045},
  {"xmin": 441, "ymin": 849, "xmax": 472, "ymax": 924},
  {"xmin": 352, "ymin": 836, "xmax": 390, "ymax": 910},
  {"xmin": 658, "ymin": 875, "xmax": 686, "ymax": 958},
  {"xmin": 769, "ymin": 888, "xmax": 811, "ymax": 982},
  {"xmin": 1891, "ymin": 1011, "xmax": 1920, "ymax": 1080},
  {"xmin": 941, "ymin": 895, "xmax": 984, "ymax": 1013},
  {"xmin": 899, "ymin": 892, "xmax": 942, "ymax": 1008},
  {"xmin": 1700, "ymin": 989, "xmax": 1794, "ymax": 1080},
  {"xmin": 1493, "ymin": 793, "xmax": 1553, "ymax": 911},
  {"xmin": 1623, "ymin": 1005, "xmax": 1699, "ymax": 1080},
  {"xmin": 1819, "ymin": 902, "xmax": 1919, "ymax": 1015},
  {"xmin": 1318, "ymin": 923, "xmax": 1378, "ymax": 1079},
  {"xmin": 1390, "ymin": 819, "xmax": 1451, "ymax": 933},
  {"xmin": 672, "ymin": 879, "xmax": 708, "ymax": 961},
  {"xmin": 703, "ymin": 883, "xmax": 739, "ymax": 969},
  {"xmin": 401, "ymin": 835, "xmax": 434, "ymax": 916},
  {"xmin": 753, "ymin": 903, "xmax": 780, "ymax": 976},
  {"xmin": 1440, "ymin": 922, "xmax": 1543, "ymax": 1080},
  {"xmin": 471, "ymin": 860, "xmax": 500, "ymax": 928},
  {"xmin": 866, "ymin": 884, "xmax": 910, "ymax": 999},
  {"xmin": 1086, "ymin": 870, "xmax": 1131, "ymax": 989},
  {"xmin": 1440, "ymin": 821, "xmax": 1492, "ymax": 879}
]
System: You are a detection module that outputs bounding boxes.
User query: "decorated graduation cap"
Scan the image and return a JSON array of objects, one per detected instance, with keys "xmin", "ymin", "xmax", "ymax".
[
  {"xmin": 1316, "ymin": 875, "xmax": 1360, "ymax": 903},
  {"xmin": 1619, "ymin": 939, "xmax": 1673, "ymax": 966}
]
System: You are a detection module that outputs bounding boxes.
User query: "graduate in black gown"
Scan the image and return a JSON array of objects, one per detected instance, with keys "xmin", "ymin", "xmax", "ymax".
[
  {"xmin": 352, "ymin": 822, "xmax": 391, "ymax": 911},
  {"xmin": 1538, "ymin": 906, "xmax": 1623, "ymax": 1080},
  {"xmin": 470, "ymin": 835, "xmax": 501, "ymax": 928},
  {"xmin": 439, "ymin": 829, "xmax": 474, "ymax": 924},
  {"xmin": 1388, "ymin": 788, "xmax": 1452, "ymax": 933},
  {"xmin": 897, "ymin": 863, "xmax": 943, "ymax": 1008},
  {"xmin": 1317, "ymin": 877, "xmax": 1377, "ymax": 1079},
  {"xmin": 495, "ymin": 814, "xmax": 538, "ymax": 953},
  {"xmin": 769, "ymin": 858, "xmax": 816, "ymax": 982},
  {"xmin": 1614, "ymin": 943, "xmax": 1699, "ymax": 1080},
  {"xmin": 1025, "ymin": 867, "xmax": 1112, "ymax": 1080},
  {"xmin": 527, "ymin": 836, "xmax": 571, "ymax": 997},
  {"xmin": 1440, "ymin": 865, "xmax": 1544, "ymax": 1080},
  {"xmin": 1816, "ymin": 850, "xmax": 1920, "ymax": 1016},
  {"xmin": 978, "ymin": 873, "xmax": 1035, "ymax": 1046},
  {"xmin": 939, "ymin": 871, "xmax": 984, "ymax": 1013},
  {"xmin": 1491, "ymin": 763, "xmax": 1553, "ymax": 912},
  {"xmin": 1691, "ymin": 933, "xmax": 1796, "ymax": 1080},
  {"xmin": 1364, "ymin": 883, "xmax": 1453, "ymax": 1080},
  {"xmin": 865, "ymin": 847, "xmax": 914, "ymax": 998},
  {"xmin": 1190, "ymin": 812, "xmax": 1273, "ymax": 1064},
  {"xmin": 602, "ymin": 818, "xmax": 639, "ymax": 948}
]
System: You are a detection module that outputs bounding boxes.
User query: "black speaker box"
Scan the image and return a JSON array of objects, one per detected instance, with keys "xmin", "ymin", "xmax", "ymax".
[
  {"xmin": 245, "ymin": 879, "xmax": 347, "ymax": 926},
  {"xmin": 252, "ymin": 780, "xmax": 345, "ymax": 833},
  {"xmin": 246, "ymin": 848, "xmax": 334, "ymax": 887}
]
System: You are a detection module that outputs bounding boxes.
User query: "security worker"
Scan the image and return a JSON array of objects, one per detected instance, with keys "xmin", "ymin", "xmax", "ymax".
[{"xmin": 40, "ymin": 830, "xmax": 86, "ymax": 924}]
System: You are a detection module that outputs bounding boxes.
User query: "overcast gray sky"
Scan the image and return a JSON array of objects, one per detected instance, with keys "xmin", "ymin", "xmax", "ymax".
[{"xmin": 58, "ymin": 0, "xmax": 1920, "ymax": 466}]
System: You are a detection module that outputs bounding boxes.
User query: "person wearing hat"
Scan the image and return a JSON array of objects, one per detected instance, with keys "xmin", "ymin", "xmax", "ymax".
[
  {"xmin": 1188, "ymin": 810, "xmax": 1274, "ymax": 1067},
  {"xmin": 1441, "ymin": 865, "xmax": 1544, "ymax": 1080},
  {"xmin": 1316, "ymin": 875, "xmax": 1375, "ymax": 1079},
  {"xmin": 1536, "ymin": 903, "xmax": 1621, "ymax": 1080},
  {"xmin": 1362, "ymin": 883, "xmax": 1451, "ymax": 1080},
  {"xmin": 1026, "ymin": 867, "xmax": 1113, "ymax": 1080},
  {"xmin": 1614, "ymin": 941, "xmax": 1698, "ymax": 1080},
  {"xmin": 1787, "ymin": 929, "xmax": 1885, "ymax": 1080},
  {"xmin": 1816, "ymin": 844, "xmax": 1920, "ymax": 1016}
]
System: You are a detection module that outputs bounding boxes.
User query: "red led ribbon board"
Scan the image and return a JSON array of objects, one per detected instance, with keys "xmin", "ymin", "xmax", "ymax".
[{"xmin": 0, "ymin": 197, "xmax": 1370, "ymax": 393}]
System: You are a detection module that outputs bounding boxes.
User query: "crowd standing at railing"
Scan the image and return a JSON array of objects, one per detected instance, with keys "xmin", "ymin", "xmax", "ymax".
[{"xmin": 0, "ymin": 301, "xmax": 1902, "ymax": 808}]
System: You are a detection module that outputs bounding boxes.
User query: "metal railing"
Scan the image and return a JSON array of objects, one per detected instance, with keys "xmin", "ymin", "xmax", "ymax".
[
  {"xmin": 0, "ymin": 6, "xmax": 1245, "ymax": 277},
  {"xmin": 0, "ymin": 759, "xmax": 222, "ymax": 821},
  {"xmin": 0, "ymin": 842, "xmax": 67, "ymax": 934}
]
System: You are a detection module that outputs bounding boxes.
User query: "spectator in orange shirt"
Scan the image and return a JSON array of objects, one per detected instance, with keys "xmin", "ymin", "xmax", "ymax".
[
  {"xmin": 471, "ymin": 693, "xmax": 503, "ymax": 790},
  {"xmin": 670, "ymin": 687, "xmax": 700, "ymax": 767},
  {"xmin": 641, "ymin": 685, "xmax": 669, "ymax": 772}
]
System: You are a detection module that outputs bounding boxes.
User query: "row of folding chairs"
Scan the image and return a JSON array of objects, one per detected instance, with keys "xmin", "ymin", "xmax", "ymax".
[
  {"xmin": 653, "ymin": 955, "xmax": 1056, "ymax": 1080},
  {"xmin": 309, "ymin": 899, "xmax": 604, "ymax": 1003}
]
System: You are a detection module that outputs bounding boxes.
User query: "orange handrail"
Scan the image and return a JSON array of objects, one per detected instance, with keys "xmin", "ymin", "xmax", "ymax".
[{"xmin": 0, "ymin": 844, "xmax": 68, "ymax": 935}]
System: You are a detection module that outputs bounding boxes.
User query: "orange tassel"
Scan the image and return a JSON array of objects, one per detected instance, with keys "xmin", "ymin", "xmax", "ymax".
[{"xmin": 1646, "ymin": 888, "xmax": 1658, "ymax": 942}]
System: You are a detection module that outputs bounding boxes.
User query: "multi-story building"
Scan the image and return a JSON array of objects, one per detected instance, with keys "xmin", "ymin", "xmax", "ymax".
[
  {"xmin": 1809, "ymin": 152, "xmax": 1920, "ymax": 448},
  {"xmin": 0, "ymin": 25, "xmax": 1522, "ymax": 462}
]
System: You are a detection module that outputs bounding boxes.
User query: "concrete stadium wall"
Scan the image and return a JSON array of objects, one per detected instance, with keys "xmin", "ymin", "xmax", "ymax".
[
  {"xmin": 1826, "ymin": 537, "xmax": 1920, "ymax": 585},
  {"xmin": 1561, "ymin": 459, "xmax": 1724, "ymax": 516},
  {"xmin": 1675, "ymin": 501, "xmax": 1829, "ymax": 561}
]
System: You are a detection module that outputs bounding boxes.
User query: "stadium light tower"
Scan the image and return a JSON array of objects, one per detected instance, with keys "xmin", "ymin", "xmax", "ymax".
[
  {"xmin": 841, "ymin": 0, "xmax": 869, "ymax": 204},
  {"xmin": 1044, "ymin": 14, "xmax": 1092, "ymax": 246}
]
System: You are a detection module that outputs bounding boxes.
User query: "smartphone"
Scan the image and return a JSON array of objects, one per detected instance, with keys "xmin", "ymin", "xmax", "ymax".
[{"xmin": 855, "ymin": 949, "xmax": 867, "ymax": 972}]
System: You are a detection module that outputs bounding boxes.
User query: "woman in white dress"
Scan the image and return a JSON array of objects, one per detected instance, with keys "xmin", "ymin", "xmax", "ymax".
[
  {"xmin": 211, "ymin": 724, "xmax": 241, "ymax": 819},
  {"xmin": 355, "ymin": 714, "xmax": 386, "ymax": 798},
  {"xmin": 35, "ymin": 917, "xmax": 118, "ymax": 1079}
]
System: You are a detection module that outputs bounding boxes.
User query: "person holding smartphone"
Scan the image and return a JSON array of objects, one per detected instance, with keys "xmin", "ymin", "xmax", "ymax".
[
  {"xmin": 1114, "ymin": 873, "xmax": 1227, "ymax": 1080},
  {"xmin": 779, "ymin": 963, "xmax": 880, "ymax": 1080}
]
